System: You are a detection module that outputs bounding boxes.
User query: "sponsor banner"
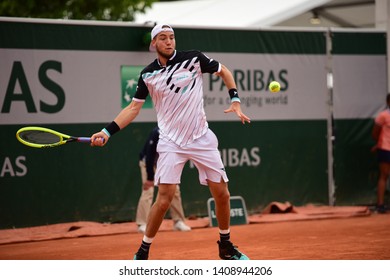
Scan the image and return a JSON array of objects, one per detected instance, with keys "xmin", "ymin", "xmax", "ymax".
[
  {"xmin": 1, "ymin": 49, "xmax": 328, "ymax": 125},
  {"xmin": 0, "ymin": 49, "xmax": 155, "ymax": 124},
  {"xmin": 204, "ymin": 52, "xmax": 328, "ymax": 121}
]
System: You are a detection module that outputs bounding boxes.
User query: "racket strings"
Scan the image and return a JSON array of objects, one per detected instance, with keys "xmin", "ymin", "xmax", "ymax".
[{"xmin": 19, "ymin": 131, "xmax": 62, "ymax": 145}]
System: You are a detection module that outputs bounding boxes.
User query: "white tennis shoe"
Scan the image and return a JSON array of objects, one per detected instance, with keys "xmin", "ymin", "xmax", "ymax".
[
  {"xmin": 137, "ymin": 224, "xmax": 146, "ymax": 233},
  {"xmin": 173, "ymin": 220, "xmax": 191, "ymax": 231}
]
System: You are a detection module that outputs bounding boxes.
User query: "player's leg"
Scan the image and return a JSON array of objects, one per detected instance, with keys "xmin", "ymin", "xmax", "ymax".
[
  {"xmin": 134, "ymin": 183, "xmax": 176, "ymax": 260},
  {"xmin": 148, "ymin": 149, "xmax": 188, "ymax": 236},
  {"xmin": 208, "ymin": 179, "xmax": 231, "ymax": 230},
  {"xmin": 146, "ymin": 183, "xmax": 177, "ymax": 236},
  {"xmin": 189, "ymin": 129, "xmax": 249, "ymax": 260},
  {"xmin": 208, "ymin": 178, "xmax": 249, "ymax": 260},
  {"xmin": 134, "ymin": 146, "xmax": 187, "ymax": 260}
]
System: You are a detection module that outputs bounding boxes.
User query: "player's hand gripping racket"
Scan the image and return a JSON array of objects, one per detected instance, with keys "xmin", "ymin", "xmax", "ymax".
[{"xmin": 16, "ymin": 126, "xmax": 101, "ymax": 148}]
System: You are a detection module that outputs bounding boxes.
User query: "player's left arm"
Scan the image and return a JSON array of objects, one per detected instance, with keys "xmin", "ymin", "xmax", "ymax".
[
  {"xmin": 215, "ymin": 64, "xmax": 251, "ymax": 124},
  {"xmin": 214, "ymin": 64, "xmax": 236, "ymax": 89}
]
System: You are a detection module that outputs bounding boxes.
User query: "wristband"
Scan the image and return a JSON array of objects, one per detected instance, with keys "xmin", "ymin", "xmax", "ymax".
[
  {"xmin": 102, "ymin": 121, "xmax": 120, "ymax": 137},
  {"xmin": 228, "ymin": 88, "xmax": 240, "ymax": 103},
  {"xmin": 102, "ymin": 128, "xmax": 111, "ymax": 137},
  {"xmin": 231, "ymin": 97, "xmax": 241, "ymax": 103}
]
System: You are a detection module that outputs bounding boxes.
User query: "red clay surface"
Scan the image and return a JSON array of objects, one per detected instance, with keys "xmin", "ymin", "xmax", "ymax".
[{"xmin": 1, "ymin": 213, "xmax": 389, "ymax": 260}]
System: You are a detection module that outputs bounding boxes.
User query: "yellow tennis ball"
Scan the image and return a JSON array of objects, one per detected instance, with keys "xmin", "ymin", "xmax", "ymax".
[{"xmin": 269, "ymin": 81, "xmax": 281, "ymax": 93}]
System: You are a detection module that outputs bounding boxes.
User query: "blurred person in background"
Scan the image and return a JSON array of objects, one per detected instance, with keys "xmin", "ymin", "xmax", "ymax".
[{"xmin": 372, "ymin": 93, "xmax": 390, "ymax": 214}]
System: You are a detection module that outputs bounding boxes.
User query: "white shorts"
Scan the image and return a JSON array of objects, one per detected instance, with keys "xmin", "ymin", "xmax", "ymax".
[{"xmin": 155, "ymin": 129, "xmax": 228, "ymax": 186}]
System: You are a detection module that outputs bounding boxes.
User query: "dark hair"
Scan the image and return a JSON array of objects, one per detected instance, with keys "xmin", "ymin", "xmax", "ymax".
[{"xmin": 387, "ymin": 94, "xmax": 390, "ymax": 104}]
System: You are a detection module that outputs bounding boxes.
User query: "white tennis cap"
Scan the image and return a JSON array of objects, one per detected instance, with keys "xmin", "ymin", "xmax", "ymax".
[
  {"xmin": 149, "ymin": 23, "xmax": 174, "ymax": 51},
  {"xmin": 151, "ymin": 23, "xmax": 174, "ymax": 40}
]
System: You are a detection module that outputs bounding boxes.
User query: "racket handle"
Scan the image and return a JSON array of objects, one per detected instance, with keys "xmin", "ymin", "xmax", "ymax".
[
  {"xmin": 77, "ymin": 137, "xmax": 106, "ymax": 143},
  {"xmin": 78, "ymin": 137, "xmax": 92, "ymax": 143}
]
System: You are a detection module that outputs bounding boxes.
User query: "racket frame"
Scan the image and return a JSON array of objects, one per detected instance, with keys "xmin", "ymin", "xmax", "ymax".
[{"xmin": 16, "ymin": 126, "xmax": 90, "ymax": 148}]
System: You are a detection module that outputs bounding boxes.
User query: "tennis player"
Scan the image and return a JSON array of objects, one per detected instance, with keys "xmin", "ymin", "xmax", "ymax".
[{"xmin": 91, "ymin": 23, "xmax": 251, "ymax": 260}]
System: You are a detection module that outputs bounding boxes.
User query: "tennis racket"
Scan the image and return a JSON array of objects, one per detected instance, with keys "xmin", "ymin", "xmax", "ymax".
[{"xmin": 16, "ymin": 126, "xmax": 98, "ymax": 148}]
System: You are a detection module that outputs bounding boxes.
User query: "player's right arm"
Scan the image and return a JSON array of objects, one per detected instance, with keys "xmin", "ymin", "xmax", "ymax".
[
  {"xmin": 113, "ymin": 100, "xmax": 144, "ymax": 129},
  {"xmin": 91, "ymin": 100, "xmax": 143, "ymax": 146},
  {"xmin": 91, "ymin": 72, "xmax": 150, "ymax": 146}
]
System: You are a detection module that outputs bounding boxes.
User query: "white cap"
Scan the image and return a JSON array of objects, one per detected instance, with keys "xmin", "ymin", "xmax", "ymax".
[{"xmin": 149, "ymin": 23, "xmax": 174, "ymax": 52}]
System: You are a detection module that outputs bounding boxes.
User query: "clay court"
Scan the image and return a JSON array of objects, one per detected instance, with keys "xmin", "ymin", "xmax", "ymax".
[{"xmin": 0, "ymin": 206, "xmax": 389, "ymax": 260}]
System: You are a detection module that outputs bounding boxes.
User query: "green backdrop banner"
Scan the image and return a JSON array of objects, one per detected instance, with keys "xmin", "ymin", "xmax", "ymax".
[{"xmin": 0, "ymin": 121, "xmax": 328, "ymax": 229}]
